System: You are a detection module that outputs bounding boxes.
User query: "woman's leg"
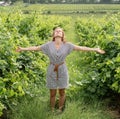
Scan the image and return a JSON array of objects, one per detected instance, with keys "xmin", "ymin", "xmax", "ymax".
[
  {"xmin": 50, "ymin": 89, "xmax": 57, "ymax": 111},
  {"xmin": 58, "ymin": 88, "xmax": 66, "ymax": 111}
]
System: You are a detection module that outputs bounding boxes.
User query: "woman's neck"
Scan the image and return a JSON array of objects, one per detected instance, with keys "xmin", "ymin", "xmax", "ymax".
[{"xmin": 54, "ymin": 38, "xmax": 63, "ymax": 45}]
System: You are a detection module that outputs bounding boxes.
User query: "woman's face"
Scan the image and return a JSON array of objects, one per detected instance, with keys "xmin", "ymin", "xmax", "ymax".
[{"xmin": 53, "ymin": 28, "xmax": 63, "ymax": 39}]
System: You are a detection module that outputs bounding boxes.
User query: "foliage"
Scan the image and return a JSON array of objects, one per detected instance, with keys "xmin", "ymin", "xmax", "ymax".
[
  {"xmin": 5, "ymin": 0, "xmax": 120, "ymax": 4},
  {"xmin": 74, "ymin": 14, "xmax": 120, "ymax": 98},
  {"xmin": 0, "ymin": 102, "xmax": 5, "ymax": 116},
  {"xmin": 0, "ymin": 12, "xmax": 71, "ymax": 116},
  {"xmin": 1, "ymin": 4, "xmax": 120, "ymax": 15}
]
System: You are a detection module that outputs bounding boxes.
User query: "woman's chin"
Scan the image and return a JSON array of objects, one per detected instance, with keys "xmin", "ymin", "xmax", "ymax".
[{"xmin": 54, "ymin": 35, "xmax": 62, "ymax": 38}]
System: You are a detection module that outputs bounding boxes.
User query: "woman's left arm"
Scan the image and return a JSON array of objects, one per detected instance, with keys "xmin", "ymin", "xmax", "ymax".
[{"xmin": 73, "ymin": 45, "xmax": 105, "ymax": 54}]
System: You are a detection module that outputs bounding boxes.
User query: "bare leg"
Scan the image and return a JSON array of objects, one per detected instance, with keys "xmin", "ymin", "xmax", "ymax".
[
  {"xmin": 58, "ymin": 88, "xmax": 66, "ymax": 111},
  {"xmin": 50, "ymin": 89, "xmax": 57, "ymax": 112}
]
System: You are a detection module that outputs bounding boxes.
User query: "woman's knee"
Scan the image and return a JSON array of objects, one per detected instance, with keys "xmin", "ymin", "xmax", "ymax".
[
  {"xmin": 59, "ymin": 89, "xmax": 65, "ymax": 97},
  {"xmin": 50, "ymin": 89, "xmax": 57, "ymax": 97}
]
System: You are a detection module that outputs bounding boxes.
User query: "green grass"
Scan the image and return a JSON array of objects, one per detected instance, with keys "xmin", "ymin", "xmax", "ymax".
[
  {"xmin": 1, "ymin": 3, "xmax": 120, "ymax": 16},
  {"xmin": 18, "ymin": 4, "xmax": 120, "ymax": 11},
  {"xmin": 10, "ymin": 96, "xmax": 113, "ymax": 119}
]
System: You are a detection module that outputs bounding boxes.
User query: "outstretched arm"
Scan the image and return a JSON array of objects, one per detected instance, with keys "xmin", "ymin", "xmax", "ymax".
[
  {"xmin": 16, "ymin": 46, "xmax": 42, "ymax": 52},
  {"xmin": 73, "ymin": 45, "xmax": 105, "ymax": 54}
]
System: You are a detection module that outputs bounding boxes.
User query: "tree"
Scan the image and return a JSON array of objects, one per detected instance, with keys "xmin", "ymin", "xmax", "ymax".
[{"xmin": 100, "ymin": 0, "xmax": 111, "ymax": 3}]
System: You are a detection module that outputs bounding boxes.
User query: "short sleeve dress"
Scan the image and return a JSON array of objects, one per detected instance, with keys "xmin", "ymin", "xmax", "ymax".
[{"xmin": 40, "ymin": 41, "xmax": 75, "ymax": 89}]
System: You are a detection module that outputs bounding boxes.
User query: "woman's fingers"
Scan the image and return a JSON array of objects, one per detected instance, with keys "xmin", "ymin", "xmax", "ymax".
[
  {"xmin": 97, "ymin": 48, "xmax": 105, "ymax": 54},
  {"xmin": 16, "ymin": 47, "xmax": 22, "ymax": 52}
]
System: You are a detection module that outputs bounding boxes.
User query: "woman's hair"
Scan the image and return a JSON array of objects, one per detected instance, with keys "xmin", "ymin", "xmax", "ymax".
[{"xmin": 52, "ymin": 27, "xmax": 66, "ymax": 43}]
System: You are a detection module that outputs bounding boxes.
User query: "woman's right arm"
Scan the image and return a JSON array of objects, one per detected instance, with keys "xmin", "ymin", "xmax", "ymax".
[{"xmin": 16, "ymin": 46, "xmax": 42, "ymax": 52}]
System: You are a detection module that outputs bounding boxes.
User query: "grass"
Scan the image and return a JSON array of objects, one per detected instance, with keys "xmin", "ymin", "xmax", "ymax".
[
  {"xmin": 0, "ymin": 3, "xmax": 120, "ymax": 16},
  {"xmin": 10, "ymin": 96, "xmax": 113, "ymax": 119},
  {"xmin": 15, "ymin": 3, "xmax": 120, "ymax": 12},
  {"xmin": 10, "ymin": 97, "xmax": 49, "ymax": 119}
]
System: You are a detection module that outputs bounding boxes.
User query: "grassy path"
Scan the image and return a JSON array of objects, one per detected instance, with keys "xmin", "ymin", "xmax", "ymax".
[{"xmin": 65, "ymin": 17, "xmax": 82, "ymax": 86}]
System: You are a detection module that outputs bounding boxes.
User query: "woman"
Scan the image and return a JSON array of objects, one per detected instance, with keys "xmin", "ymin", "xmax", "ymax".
[{"xmin": 16, "ymin": 27, "xmax": 105, "ymax": 113}]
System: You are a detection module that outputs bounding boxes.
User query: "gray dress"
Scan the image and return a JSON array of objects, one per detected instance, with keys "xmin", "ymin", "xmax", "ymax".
[{"xmin": 40, "ymin": 41, "xmax": 75, "ymax": 89}]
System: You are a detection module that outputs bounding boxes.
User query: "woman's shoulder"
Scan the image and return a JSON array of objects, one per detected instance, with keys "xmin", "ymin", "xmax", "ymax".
[
  {"xmin": 65, "ymin": 42, "xmax": 74, "ymax": 45},
  {"xmin": 44, "ymin": 41, "xmax": 53, "ymax": 45}
]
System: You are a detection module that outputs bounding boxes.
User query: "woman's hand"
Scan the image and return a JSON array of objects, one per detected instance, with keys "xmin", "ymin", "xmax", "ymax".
[
  {"xmin": 95, "ymin": 48, "xmax": 105, "ymax": 54},
  {"xmin": 16, "ymin": 47, "xmax": 23, "ymax": 52}
]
